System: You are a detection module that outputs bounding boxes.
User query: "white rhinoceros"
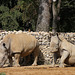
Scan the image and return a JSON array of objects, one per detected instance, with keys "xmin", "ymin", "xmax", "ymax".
[
  {"xmin": 0, "ymin": 33, "xmax": 40, "ymax": 67},
  {"xmin": 50, "ymin": 33, "xmax": 75, "ymax": 67}
]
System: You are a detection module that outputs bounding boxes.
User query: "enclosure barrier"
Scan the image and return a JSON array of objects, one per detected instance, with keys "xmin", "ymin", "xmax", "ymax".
[{"xmin": 0, "ymin": 30, "xmax": 75, "ymax": 65}]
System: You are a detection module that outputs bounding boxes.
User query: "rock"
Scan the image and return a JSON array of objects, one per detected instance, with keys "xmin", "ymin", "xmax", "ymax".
[{"xmin": 0, "ymin": 31, "xmax": 75, "ymax": 65}]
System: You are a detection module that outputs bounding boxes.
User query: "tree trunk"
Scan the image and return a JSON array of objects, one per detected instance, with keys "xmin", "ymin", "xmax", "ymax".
[
  {"xmin": 36, "ymin": 0, "xmax": 52, "ymax": 32},
  {"xmin": 52, "ymin": 1, "xmax": 57, "ymax": 33},
  {"xmin": 52, "ymin": 0, "xmax": 61, "ymax": 33}
]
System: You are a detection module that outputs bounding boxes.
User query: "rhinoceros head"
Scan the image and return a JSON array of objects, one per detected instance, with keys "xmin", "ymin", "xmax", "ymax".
[
  {"xmin": 0, "ymin": 42, "xmax": 8, "ymax": 67},
  {"xmin": 50, "ymin": 42, "xmax": 59, "ymax": 52},
  {"xmin": 50, "ymin": 34, "xmax": 59, "ymax": 52}
]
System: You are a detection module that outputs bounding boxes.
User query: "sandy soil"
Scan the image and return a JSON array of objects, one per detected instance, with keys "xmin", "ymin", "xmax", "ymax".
[{"xmin": 0, "ymin": 65, "xmax": 75, "ymax": 75}]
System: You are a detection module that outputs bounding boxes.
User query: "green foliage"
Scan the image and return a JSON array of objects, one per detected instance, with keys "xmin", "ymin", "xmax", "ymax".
[
  {"xmin": 0, "ymin": 73, "xmax": 6, "ymax": 75},
  {"xmin": 0, "ymin": 5, "xmax": 22, "ymax": 31},
  {"xmin": 0, "ymin": 0, "xmax": 39, "ymax": 31},
  {"xmin": 20, "ymin": 0, "xmax": 39, "ymax": 31},
  {"xmin": 0, "ymin": 0, "xmax": 75, "ymax": 32},
  {"xmin": 57, "ymin": 0, "xmax": 75, "ymax": 32}
]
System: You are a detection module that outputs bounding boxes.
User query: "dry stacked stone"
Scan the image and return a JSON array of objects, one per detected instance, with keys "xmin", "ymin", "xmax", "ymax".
[{"xmin": 0, "ymin": 30, "xmax": 75, "ymax": 65}]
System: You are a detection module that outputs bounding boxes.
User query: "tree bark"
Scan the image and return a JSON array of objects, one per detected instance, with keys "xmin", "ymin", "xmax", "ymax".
[
  {"xmin": 52, "ymin": 0, "xmax": 61, "ymax": 33},
  {"xmin": 36, "ymin": 0, "xmax": 52, "ymax": 32},
  {"xmin": 52, "ymin": 1, "xmax": 57, "ymax": 33}
]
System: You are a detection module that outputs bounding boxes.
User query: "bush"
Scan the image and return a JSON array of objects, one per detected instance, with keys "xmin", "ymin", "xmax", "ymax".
[{"xmin": 0, "ymin": 73, "xmax": 6, "ymax": 75}]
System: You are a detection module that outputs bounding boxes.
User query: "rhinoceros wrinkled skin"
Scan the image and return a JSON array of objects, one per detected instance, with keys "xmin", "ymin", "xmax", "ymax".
[
  {"xmin": 0, "ymin": 33, "xmax": 40, "ymax": 67},
  {"xmin": 50, "ymin": 33, "xmax": 75, "ymax": 67}
]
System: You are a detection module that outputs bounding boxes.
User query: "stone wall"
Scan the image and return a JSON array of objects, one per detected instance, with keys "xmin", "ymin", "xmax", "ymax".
[{"xmin": 0, "ymin": 30, "xmax": 75, "ymax": 65}]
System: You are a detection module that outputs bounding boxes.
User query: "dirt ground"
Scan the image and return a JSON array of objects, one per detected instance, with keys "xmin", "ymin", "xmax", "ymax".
[{"xmin": 0, "ymin": 65, "xmax": 75, "ymax": 75}]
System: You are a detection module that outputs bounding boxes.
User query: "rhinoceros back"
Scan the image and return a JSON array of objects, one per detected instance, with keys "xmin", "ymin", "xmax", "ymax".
[{"xmin": 3, "ymin": 33, "xmax": 37, "ymax": 53}]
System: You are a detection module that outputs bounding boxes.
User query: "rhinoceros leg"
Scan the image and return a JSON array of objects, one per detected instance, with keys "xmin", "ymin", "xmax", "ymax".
[
  {"xmin": 14, "ymin": 54, "xmax": 20, "ymax": 67},
  {"xmin": 8, "ymin": 56, "xmax": 13, "ymax": 67},
  {"xmin": 59, "ymin": 50, "xmax": 69, "ymax": 67},
  {"xmin": 51, "ymin": 53, "xmax": 57, "ymax": 67},
  {"xmin": 32, "ymin": 47, "xmax": 39, "ymax": 66},
  {"xmin": 0, "ymin": 55, "xmax": 8, "ymax": 68}
]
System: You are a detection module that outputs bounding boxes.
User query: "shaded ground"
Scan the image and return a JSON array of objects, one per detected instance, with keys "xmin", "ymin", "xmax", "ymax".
[{"xmin": 0, "ymin": 65, "xmax": 75, "ymax": 75}]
